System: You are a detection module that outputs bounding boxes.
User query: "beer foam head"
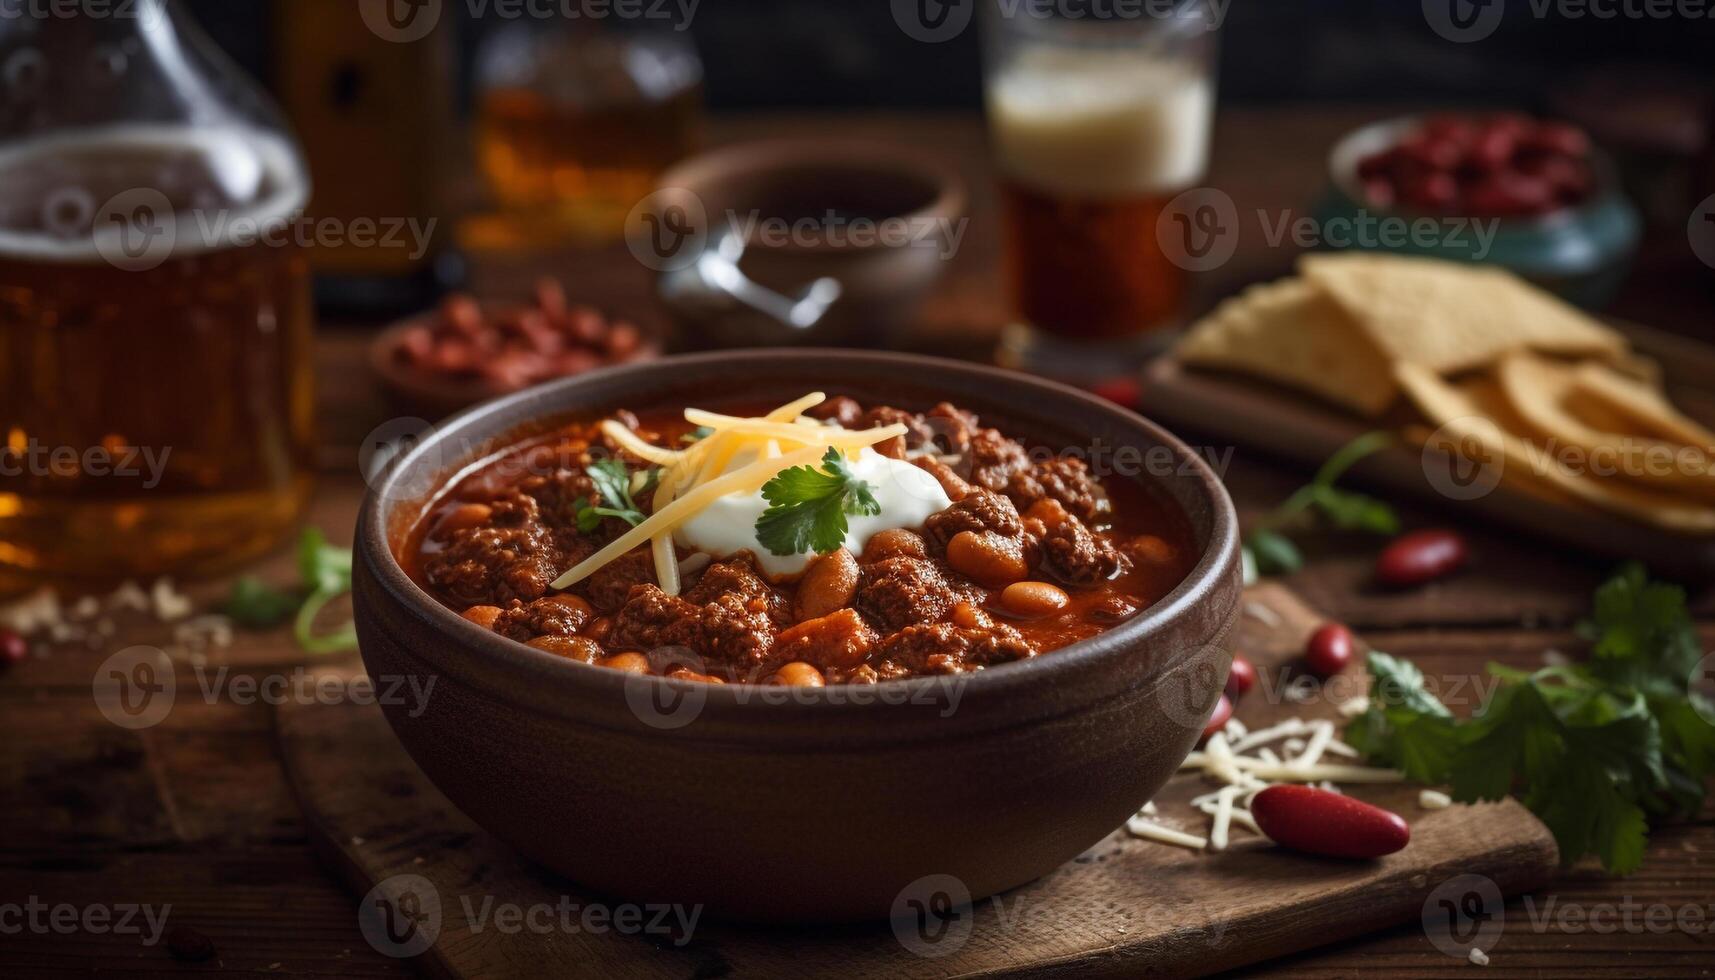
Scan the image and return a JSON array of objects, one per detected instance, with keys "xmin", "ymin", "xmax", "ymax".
[
  {"xmin": 0, "ymin": 123, "xmax": 309, "ymax": 264},
  {"xmin": 987, "ymin": 49, "xmax": 1213, "ymax": 199}
]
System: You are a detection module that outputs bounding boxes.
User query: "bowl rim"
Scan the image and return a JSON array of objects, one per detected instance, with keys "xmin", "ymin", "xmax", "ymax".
[
  {"xmin": 355, "ymin": 349, "xmax": 1240, "ymax": 722},
  {"xmin": 653, "ymin": 138, "xmax": 968, "ymax": 255},
  {"xmin": 1326, "ymin": 112, "xmax": 1627, "ymax": 230}
]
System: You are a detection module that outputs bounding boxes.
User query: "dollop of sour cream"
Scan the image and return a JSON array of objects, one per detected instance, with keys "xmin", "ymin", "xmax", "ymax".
[{"xmin": 674, "ymin": 446, "xmax": 952, "ymax": 578}]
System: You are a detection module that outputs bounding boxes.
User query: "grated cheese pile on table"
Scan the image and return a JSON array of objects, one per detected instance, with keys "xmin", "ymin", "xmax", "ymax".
[{"xmin": 1126, "ymin": 714, "xmax": 1407, "ymax": 852}]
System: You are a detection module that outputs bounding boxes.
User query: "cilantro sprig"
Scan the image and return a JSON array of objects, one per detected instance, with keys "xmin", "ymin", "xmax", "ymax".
[
  {"xmin": 1347, "ymin": 563, "xmax": 1715, "ymax": 874},
  {"xmin": 222, "ymin": 527, "xmax": 357, "ymax": 655},
  {"xmin": 573, "ymin": 457, "xmax": 651, "ymax": 533},
  {"xmin": 754, "ymin": 447, "xmax": 881, "ymax": 556},
  {"xmin": 1245, "ymin": 431, "xmax": 1400, "ymax": 577}
]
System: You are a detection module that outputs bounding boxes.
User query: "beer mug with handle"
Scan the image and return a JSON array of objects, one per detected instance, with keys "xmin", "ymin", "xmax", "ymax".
[{"xmin": 0, "ymin": 0, "xmax": 317, "ymax": 590}]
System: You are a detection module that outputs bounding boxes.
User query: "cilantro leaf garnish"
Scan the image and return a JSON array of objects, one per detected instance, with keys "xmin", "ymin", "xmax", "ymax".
[
  {"xmin": 222, "ymin": 575, "xmax": 299, "ymax": 629},
  {"xmin": 294, "ymin": 527, "xmax": 357, "ymax": 655},
  {"xmin": 1347, "ymin": 564, "xmax": 1715, "ymax": 874},
  {"xmin": 1244, "ymin": 431, "xmax": 1399, "ymax": 578},
  {"xmin": 221, "ymin": 527, "xmax": 357, "ymax": 654},
  {"xmin": 754, "ymin": 448, "xmax": 881, "ymax": 556},
  {"xmin": 575, "ymin": 457, "xmax": 650, "ymax": 531}
]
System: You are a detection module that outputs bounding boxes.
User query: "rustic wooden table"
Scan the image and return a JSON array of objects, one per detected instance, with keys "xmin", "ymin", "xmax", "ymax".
[{"xmin": 4, "ymin": 109, "xmax": 1713, "ymax": 978}]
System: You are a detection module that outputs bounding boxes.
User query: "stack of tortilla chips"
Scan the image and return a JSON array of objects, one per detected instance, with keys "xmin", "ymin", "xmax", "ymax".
[{"xmin": 1177, "ymin": 253, "xmax": 1715, "ymax": 533}]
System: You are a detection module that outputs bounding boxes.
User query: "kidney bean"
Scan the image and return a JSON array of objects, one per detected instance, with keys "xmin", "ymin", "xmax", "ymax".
[
  {"xmin": 440, "ymin": 295, "xmax": 483, "ymax": 336},
  {"xmin": 534, "ymin": 277, "xmax": 568, "ymax": 316},
  {"xmin": 1401, "ymin": 171, "xmax": 1458, "ymax": 212},
  {"xmin": 0, "ymin": 628, "xmax": 27, "ymax": 668},
  {"xmin": 166, "ymin": 925, "xmax": 217, "ymax": 963},
  {"xmin": 597, "ymin": 651, "xmax": 650, "ymax": 674},
  {"xmin": 1375, "ymin": 529, "xmax": 1469, "ymax": 588},
  {"xmin": 1201, "ymin": 694, "xmax": 1233, "ymax": 741},
  {"xmin": 796, "ymin": 548, "xmax": 860, "ymax": 622},
  {"xmin": 605, "ymin": 322, "xmax": 642, "ymax": 358},
  {"xmin": 1472, "ymin": 172, "xmax": 1555, "ymax": 216},
  {"xmin": 1524, "ymin": 121, "xmax": 1589, "ymax": 158},
  {"xmin": 1250, "ymin": 785, "xmax": 1410, "ymax": 859},
  {"xmin": 436, "ymin": 502, "xmax": 493, "ymax": 536},
  {"xmin": 946, "ymin": 530, "xmax": 1028, "ymax": 588},
  {"xmin": 769, "ymin": 662, "xmax": 826, "ymax": 687},
  {"xmin": 1000, "ymin": 581, "xmax": 1070, "ymax": 618},
  {"xmin": 1304, "ymin": 623, "xmax": 1354, "ymax": 678},
  {"xmin": 526, "ymin": 635, "xmax": 603, "ymax": 663},
  {"xmin": 666, "ymin": 666, "xmax": 726, "ymax": 684},
  {"xmin": 1225, "ymin": 653, "xmax": 1256, "ymax": 699}
]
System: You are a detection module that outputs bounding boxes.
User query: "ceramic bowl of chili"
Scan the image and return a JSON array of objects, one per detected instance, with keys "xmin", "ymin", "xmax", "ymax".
[{"xmin": 351, "ymin": 350, "xmax": 1242, "ymax": 923}]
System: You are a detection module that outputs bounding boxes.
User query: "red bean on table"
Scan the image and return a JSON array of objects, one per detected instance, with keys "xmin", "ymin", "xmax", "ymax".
[
  {"xmin": 0, "ymin": 628, "xmax": 26, "ymax": 668},
  {"xmin": 1375, "ymin": 529, "xmax": 1468, "ymax": 588},
  {"xmin": 1250, "ymin": 785, "xmax": 1410, "ymax": 859},
  {"xmin": 1304, "ymin": 623, "xmax": 1354, "ymax": 678},
  {"xmin": 1225, "ymin": 653, "xmax": 1256, "ymax": 699}
]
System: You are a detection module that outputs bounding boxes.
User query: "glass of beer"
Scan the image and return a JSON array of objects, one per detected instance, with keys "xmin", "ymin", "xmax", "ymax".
[
  {"xmin": 983, "ymin": 3, "xmax": 1219, "ymax": 378},
  {"xmin": 0, "ymin": 2, "xmax": 316, "ymax": 591},
  {"xmin": 475, "ymin": 24, "xmax": 704, "ymax": 244}
]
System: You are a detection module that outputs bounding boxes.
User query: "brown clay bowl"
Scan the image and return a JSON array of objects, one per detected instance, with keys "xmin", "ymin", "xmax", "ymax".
[{"xmin": 352, "ymin": 350, "xmax": 1242, "ymax": 923}]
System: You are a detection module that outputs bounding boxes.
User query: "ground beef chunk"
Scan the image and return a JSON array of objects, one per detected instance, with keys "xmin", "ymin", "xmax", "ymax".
[
  {"xmin": 684, "ymin": 553, "xmax": 789, "ymax": 625},
  {"xmin": 609, "ymin": 585, "xmax": 777, "ymax": 674},
  {"xmin": 1006, "ymin": 457, "xmax": 1107, "ymax": 523},
  {"xmin": 1033, "ymin": 502, "xmax": 1124, "ymax": 586},
  {"xmin": 613, "ymin": 583, "xmax": 775, "ymax": 676},
  {"xmin": 424, "ymin": 492, "xmax": 563, "ymax": 607},
  {"xmin": 874, "ymin": 622, "xmax": 1037, "ymax": 675},
  {"xmin": 858, "ymin": 406, "xmax": 934, "ymax": 459},
  {"xmin": 965, "ymin": 427, "xmax": 1034, "ymax": 493},
  {"xmin": 921, "ymin": 402, "xmax": 981, "ymax": 456},
  {"xmin": 854, "ymin": 557, "xmax": 980, "ymax": 633},
  {"xmin": 583, "ymin": 549, "xmax": 658, "ymax": 613},
  {"xmin": 923, "ymin": 488, "xmax": 1023, "ymax": 545},
  {"xmin": 492, "ymin": 594, "xmax": 593, "ymax": 642},
  {"xmin": 806, "ymin": 395, "xmax": 863, "ymax": 427},
  {"xmin": 514, "ymin": 469, "xmax": 598, "ymax": 530}
]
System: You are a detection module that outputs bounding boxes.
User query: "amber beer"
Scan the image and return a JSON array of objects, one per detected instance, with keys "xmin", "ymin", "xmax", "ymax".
[
  {"xmin": 0, "ymin": 127, "xmax": 315, "ymax": 588},
  {"xmin": 474, "ymin": 30, "xmax": 703, "ymax": 241},
  {"xmin": 988, "ymin": 49, "xmax": 1214, "ymax": 345}
]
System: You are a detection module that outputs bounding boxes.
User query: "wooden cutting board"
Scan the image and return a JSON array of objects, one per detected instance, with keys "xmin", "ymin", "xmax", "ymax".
[
  {"xmin": 276, "ymin": 583, "xmax": 1557, "ymax": 978},
  {"xmin": 1141, "ymin": 322, "xmax": 1715, "ymax": 578}
]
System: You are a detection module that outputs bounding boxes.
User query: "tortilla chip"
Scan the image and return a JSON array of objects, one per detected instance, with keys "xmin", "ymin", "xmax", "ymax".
[
  {"xmin": 1177, "ymin": 277, "xmax": 1397, "ymax": 416},
  {"xmin": 1570, "ymin": 360, "xmax": 1715, "ymax": 451},
  {"xmin": 1396, "ymin": 362, "xmax": 1715, "ymax": 534},
  {"xmin": 1496, "ymin": 353, "xmax": 1715, "ymax": 500},
  {"xmin": 1301, "ymin": 253, "xmax": 1628, "ymax": 374}
]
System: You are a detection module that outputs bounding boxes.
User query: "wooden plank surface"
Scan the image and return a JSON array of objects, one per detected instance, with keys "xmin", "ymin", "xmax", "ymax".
[
  {"xmin": 272, "ymin": 583, "xmax": 1558, "ymax": 979},
  {"xmin": 6, "ymin": 108, "xmax": 1715, "ymax": 979}
]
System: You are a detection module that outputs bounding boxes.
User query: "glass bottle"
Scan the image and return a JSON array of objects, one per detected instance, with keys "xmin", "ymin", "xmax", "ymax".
[{"xmin": 0, "ymin": 0, "xmax": 317, "ymax": 591}]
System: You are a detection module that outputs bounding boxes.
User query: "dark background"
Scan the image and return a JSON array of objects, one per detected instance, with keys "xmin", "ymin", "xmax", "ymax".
[{"xmin": 188, "ymin": 0, "xmax": 1715, "ymax": 114}]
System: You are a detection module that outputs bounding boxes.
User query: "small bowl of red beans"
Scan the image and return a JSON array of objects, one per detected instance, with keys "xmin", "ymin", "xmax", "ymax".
[
  {"xmin": 372, "ymin": 279, "xmax": 660, "ymax": 418},
  {"xmin": 1317, "ymin": 112, "xmax": 1640, "ymax": 307}
]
